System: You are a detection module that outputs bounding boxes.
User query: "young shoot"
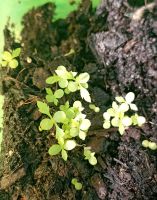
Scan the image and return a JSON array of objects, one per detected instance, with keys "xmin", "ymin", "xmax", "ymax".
[
  {"xmin": 71, "ymin": 178, "xmax": 82, "ymax": 190},
  {"xmin": 142, "ymin": 140, "xmax": 157, "ymax": 150},
  {"xmin": 0, "ymin": 48, "xmax": 21, "ymax": 68},
  {"xmin": 103, "ymin": 92, "xmax": 146, "ymax": 135},
  {"xmin": 46, "ymin": 65, "xmax": 91, "ymax": 102},
  {"xmin": 89, "ymin": 104, "xmax": 100, "ymax": 113},
  {"xmin": 84, "ymin": 147, "xmax": 97, "ymax": 165}
]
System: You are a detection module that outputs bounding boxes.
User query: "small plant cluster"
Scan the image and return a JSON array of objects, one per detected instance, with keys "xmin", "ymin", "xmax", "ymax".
[
  {"xmin": 37, "ymin": 66, "xmax": 97, "ymax": 165},
  {"xmin": 0, "ymin": 48, "xmax": 21, "ymax": 68},
  {"xmin": 71, "ymin": 178, "xmax": 82, "ymax": 190},
  {"xmin": 142, "ymin": 140, "xmax": 157, "ymax": 150},
  {"xmin": 103, "ymin": 92, "xmax": 146, "ymax": 135}
]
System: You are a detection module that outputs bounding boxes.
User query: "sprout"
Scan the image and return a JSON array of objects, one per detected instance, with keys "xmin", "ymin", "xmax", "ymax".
[
  {"xmin": 0, "ymin": 48, "xmax": 21, "ymax": 68},
  {"xmin": 71, "ymin": 178, "xmax": 82, "ymax": 190},
  {"xmin": 103, "ymin": 92, "xmax": 146, "ymax": 135},
  {"xmin": 142, "ymin": 140, "xmax": 157, "ymax": 150},
  {"xmin": 84, "ymin": 147, "xmax": 97, "ymax": 165}
]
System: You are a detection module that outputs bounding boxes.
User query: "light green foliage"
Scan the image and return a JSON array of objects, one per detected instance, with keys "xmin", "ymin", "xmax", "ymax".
[
  {"xmin": 89, "ymin": 104, "xmax": 100, "ymax": 113},
  {"xmin": 0, "ymin": 48, "xmax": 21, "ymax": 68},
  {"xmin": 84, "ymin": 147, "xmax": 97, "ymax": 165},
  {"xmin": 103, "ymin": 92, "xmax": 146, "ymax": 135},
  {"xmin": 37, "ymin": 66, "xmax": 96, "ymax": 164},
  {"xmin": 71, "ymin": 178, "xmax": 82, "ymax": 190},
  {"xmin": 142, "ymin": 140, "xmax": 157, "ymax": 150},
  {"xmin": 46, "ymin": 65, "xmax": 91, "ymax": 102}
]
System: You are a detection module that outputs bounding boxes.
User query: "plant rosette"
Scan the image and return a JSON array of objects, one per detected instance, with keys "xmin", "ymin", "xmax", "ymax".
[
  {"xmin": 103, "ymin": 92, "xmax": 146, "ymax": 135},
  {"xmin": 0, "ymin": 48, "xmax": 21, "ymax": 68}
]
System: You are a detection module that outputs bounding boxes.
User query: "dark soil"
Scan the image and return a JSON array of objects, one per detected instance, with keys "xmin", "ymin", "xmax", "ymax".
[{"xmin": 0, "ymin": 0, "xmax": 157, "ymax": 199}]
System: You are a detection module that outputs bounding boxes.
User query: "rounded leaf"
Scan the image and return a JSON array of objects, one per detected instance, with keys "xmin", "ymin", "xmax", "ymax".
[
  {"xmin": 122, "ymin": 116, "xmax": 132, "ymax": 127},
  {"xmin": 112, "ymin": 101, "xmax": 119, "ymax": 110},
  {"xmin": 89, "ymin": 155, "xmax": 97, "ymax": 165},
  {"xmin": 78, "ymin": 73, "xmax": 90, "ymax": 83},
  {"xmin": 2, "ymin": 51, "xmax": 12, "ymax": 61},
  {"xmin": 75, "ymin": 183, "xmax": 82, "ymax": 190},
  {"xmin": 9, "ymin": 59, "xmax": 18, "ymax": 68},
  {"xmin": 70, "ymin": 128, "xmax": 78, "ymax": 137},
  {"xmin": 72, "ymin": 178, "xmax": 77, "ymax": 185},
  {"xmin": 54, "ymin": 89, "xmax": 64, "ymax": 98},
  {"xmin": 12, "ymin": 48, "xmax": 21, "ymax": 58},
  {"xmin": 119, "ymin": 103, "xmax": 129, "ymax": 112},
  {"xmin": 80, "ymin": 88, "xmax": 91, "ymax": 103},
  {"xmin": 115, "ymin": 96, "xmax": 125, "ymax": 103},
  {"xmin": 130, "ymin": 103, "xmax": 138, "ymax": 111},
  {"xmin": 79, "ymin": 130, "xmax": 86, "ymax": 140},
  {"xmin": 137, "ymin": 116, "xmax": 146, "ymax": 126},
  {"xmin": 48, "ymin": 144, "xmax": 61, "ymax": 156},
  {"xmin": 59, "ymin": 79, "xmax": 68, "ymax": 88},
  {"xmin": 53, "ymin": 111, "xmax": 66, "ymax": 123},
  {"xmin": 46, "ymin": 75, "xmax": 59, "ymax": 84},
  {"xmin": 103, "ymin": 120, "xmax": 111, "ymax": 129},
  {"xmin": 142, "ymin": 140, "xmax": 149, "ymax": 148},
  {"xmin": 111, "ymin": 118, "xmax": 119, "ymax": 127},
  {"xmin": 80, "ymin": 119, "xmax": 91, "ymax": 131},
  {"xmin": 148, "ymin": 142, "xmax": 157, "ymax": 150},
  {"xmin": 68, "ymin": 81, "xmax": 78, "ymax": 92},
  {"xmin": 40, "ymin": 118, "xmax": 54, "ymax": 130},
  {"xmin": 125, "ymin": 92, "xmax": 135, "ymax": 104},
  {"xmin": 64, "ymin": 140, "xmax": 76, "ymax": 151},
  {"xmin": 103, "ymin": 112, "xmax": 110, "ymax": 120}
]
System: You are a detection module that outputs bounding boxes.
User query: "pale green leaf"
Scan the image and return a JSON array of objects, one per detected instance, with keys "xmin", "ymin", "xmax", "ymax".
[
  {"xmin": 103, "ymin": 112, "xmax": 110, "ymax": 120},
  {"xmin": 79, "ymin": 130, "xmax": 86, "ymax": 140},
  {"xmin": 70, "ymin": 127, "xmax": 78, "ymax": 137},
  {"xmin": 54, "ymin": 89, "xmax": 64, "ymax": 99},
  {"xmin": 46, "ymin": 75, "xmax": 59, "ymax": 84},
  {"xmin": 111, "ymin": 117, "xmax": 119, "ymax": 127},
  {"xmin": 64, "ymin": 88, "xmax": 70, "ymax": 94},
  {"xmin": 66, "ymin": 108, "xmax": 75, "ymax": 119},
  {"xmin": 71, "ymin": 178, "xmax": 77, "ymax": 185},
  {"xmin": 46, "ymin": 88, "xmax": 53, "ymax": 95},
  {"xmin": 48, "ymin": 144, "xmax": 62, "ymax": 156},
  {"xmin": 68, "ymin": 81, "xmax": 78, "ymax": 92},
  {"xmin": 75, "ymin": 183, "xmax": 82, "ymax": 190},
  {"xmin": 73, "ymin": 101, "xmax": 84, "ymax": 111},
  {"xmin": 112, "ymin": 101, "xmax": 119, "ymax": 110},
  {"xmin": 125, "ymin": 92, "xmax": 135, "ymax": 104},
  {"xmin": 142, "ymin": 140, "xmax": 149, "ymax": 148},
  {"xmin": 40, "ymin": 118, "xmax": 54, "ymax": 130},
  {"xmin": 12, "ymin": 48, "xmax": 21, "ymax": 58},
  {"xmin": 89, "ymin": 154, "xmax": 97, "ymax": 165},
  {"xmin": 56, "ymin": 124, "xmax": 65, "ymax": 139},
  {"xmin": 84, "ymin": 148, "xmax": 91, "ymax": 160},
  {"xmin": 2, "ymin": 51, "xmax": 12, "ymax": 61},
  {"xmin": 80, "ymin": 88, "xmax": 91, "ymax": 103},
  {"xmin": 53, "ymin": 111, "xmax": 66, "ymax": 123},
  {"xmin": 53, "ymin": 98, "xmax": 58, "ymax": 106},
  {"xmin": 107, "ymin": 108, "xmax": 115, "ymax": 117},
  {"xmin": 103, "ymin": 120, "xmax": 111, "ymax": 129},
  {"xmin": 46, "ymin": 94, "xmax": 55, "ymax": 103},
  {"xmin": 137, "ymin": 116, "xmax": 146, "ymax": 126},
  {"xmin": 80, "ymin": 119, "xmax": 91, "ymax": 131},
  {"xmin": 122, "ymin": 116, "xmax": 132, "ymax": 127},
  {"xmin": 59, "ymin": 79, "xmax": 68, "ymax": 88},
  {"xmin": 64, "ymin": 140, "xmax": 76, "ymax": 151},
  {"xmin": 9, "ymin": 59, "xmax": 18, "ymax": 68},
  {"xmin": 61, "ymin": 149, "xmax": 68, "ymax": 161},
  {"xmin": 119, "ymin": 124, "xmax": 125, "ymax": 135},
  {"xmin": 78, "ymin": 73, "xmax": 90, "ymax": 83},
  {"xmin": 37, "ymin": 101, "xmax": 50, "ymax": 116},
  {"xmin": 119, "ymin": 103, "xmax": 129, "ymax": 112},
  {"xmin": 130, "ymin": 103, "xmax": 138, "ymax": 111},
  {"xmin": 115, "ymin": 96, "xmax": 125, "ymax": 103},
  {"xmin": 148, "ymin": 142, "xmax": 157, "ymax": 150}
]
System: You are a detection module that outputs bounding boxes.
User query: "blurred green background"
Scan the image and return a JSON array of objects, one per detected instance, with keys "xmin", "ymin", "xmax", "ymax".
[{"xmin": 0, "ymin": 0, "xmax": 100, "ymax": 152}]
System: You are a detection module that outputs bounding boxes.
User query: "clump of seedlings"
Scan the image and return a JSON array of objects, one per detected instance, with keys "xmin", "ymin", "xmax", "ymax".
[
  {"xmin": 142, "ymin": 140, "xmax": 157, "ymax": 150},
  {"xmin": 0, "ymin": 48, "xmax": 21, "ymax": 68},
  {"xmin": 37, "ymin": 66, "xmax": 97, "ymax": 165},
  {"xmin": 103, "ymin": 92, "xmax": 146, "ymax": 135}
]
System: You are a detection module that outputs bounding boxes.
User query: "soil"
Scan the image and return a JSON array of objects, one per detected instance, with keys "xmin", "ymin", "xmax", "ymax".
[{"xmin": 0, "ymin": 0, "xmax": 157, "ymax": 199}]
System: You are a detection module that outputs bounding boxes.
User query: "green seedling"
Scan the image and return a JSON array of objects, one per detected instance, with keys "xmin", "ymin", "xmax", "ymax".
[
  {"xmin": 0, "ymin": 48, "xmax": 21, "ymax": 68},
  {"xmin": 46, "ymin": 65, "xmax": 91, "ymax": 102},
  {"xmin": 142, "ymin": 140, "xmax": 157, "ymax": 150},
  {"xmin": 103, "ymin": 92, "xmax": 146, "ymax": 135},
  {"xmin": 84, "ymin": 147, "xmax": 97, "ymax": 165},
  {"xmin": 71, "ymin": 178, "xmax": 82, "ymax": 190},
  {"xmin": 89, "ymin": 104, "xmax": 100, "ymax": 113}
]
